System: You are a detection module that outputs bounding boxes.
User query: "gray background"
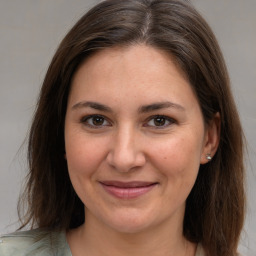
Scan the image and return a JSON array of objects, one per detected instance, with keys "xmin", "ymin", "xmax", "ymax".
[{"xmin": 0, "ymin": 0, "xmax": 255, "ymax": 255}]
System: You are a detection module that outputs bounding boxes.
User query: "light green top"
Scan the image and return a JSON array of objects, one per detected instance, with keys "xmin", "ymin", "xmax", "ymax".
[
  {"xmin": 0, "ymin": 229, "xmax": 71, "ymax": 256},
  {"xmin": 0, "ymin": 229, "xmax": 205, "ymax": 255}
]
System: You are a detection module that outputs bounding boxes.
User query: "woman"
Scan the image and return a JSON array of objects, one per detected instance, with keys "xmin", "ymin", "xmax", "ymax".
[{"xmin": 0, "ymin": 0, "xmax": 245, "ymax": 256}]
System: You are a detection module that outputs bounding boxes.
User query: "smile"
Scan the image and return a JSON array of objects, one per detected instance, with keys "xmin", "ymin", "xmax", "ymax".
[{"xmin": 99, "ymin": 181, "xmax": 158, "ymax": 199}]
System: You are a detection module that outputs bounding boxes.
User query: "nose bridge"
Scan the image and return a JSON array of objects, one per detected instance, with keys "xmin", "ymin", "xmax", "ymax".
[{"xmin": 107, "ymin": 123, "xmax": 145, "ymax": 172}]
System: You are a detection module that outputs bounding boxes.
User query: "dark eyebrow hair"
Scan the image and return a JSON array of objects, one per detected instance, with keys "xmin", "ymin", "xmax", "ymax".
[
  {"xmin": 138, "ymin": 101, "xmax": 185, "ymax": 113},
  {"xmin": 71, "ymin": 101, "xmax": 185, "ymax": 113},
  {"xmin": 71, "ymin": 101, "xmax": 112, "ymax": 112}
]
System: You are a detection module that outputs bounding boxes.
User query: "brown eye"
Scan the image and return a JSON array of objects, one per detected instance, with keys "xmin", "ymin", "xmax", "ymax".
[
  {"xmin": 154, "ymin": 117, "xmax": 166, "ymax": 126},
  {"xmin": 92, "ymin": 116, "xmax": 105, "ymax": 126},
  {"xmin": 146, "ymin": 115, "xmax": 175, "ymax": 128},
  {"xmin": 81, "ymin": 115, "xmax": 110, "ymax": 128}
]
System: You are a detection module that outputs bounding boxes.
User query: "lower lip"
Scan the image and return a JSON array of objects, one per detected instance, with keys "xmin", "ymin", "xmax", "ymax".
[{"xmin": 100, "ymin": 183, "xmax": 157, "ymax": 199}]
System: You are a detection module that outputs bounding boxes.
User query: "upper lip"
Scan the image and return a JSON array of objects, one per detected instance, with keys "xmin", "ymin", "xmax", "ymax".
[{"xmin": 99, "ymin": 181, "xmax": 158, "ymax": 188}]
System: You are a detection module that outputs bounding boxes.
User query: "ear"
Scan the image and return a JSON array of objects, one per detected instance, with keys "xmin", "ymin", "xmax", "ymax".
[{"xmin": 200, "ymin": 112, "xmax": 221, "ymax": 164}]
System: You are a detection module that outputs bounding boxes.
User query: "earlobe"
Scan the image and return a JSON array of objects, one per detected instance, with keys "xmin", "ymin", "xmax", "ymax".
[
  {"xmin": 200, "ymin": 112, "xmax": 221, "ymax": 164},
  {"xmin": 206, "ymin": 153, "xmax": 212, "ymax": 161}
]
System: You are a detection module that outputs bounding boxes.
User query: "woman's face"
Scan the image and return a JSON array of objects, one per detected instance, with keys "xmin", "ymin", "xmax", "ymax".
[{"xmin": 65, "ymin": 45, "xmax": 216, "ymax": 234}]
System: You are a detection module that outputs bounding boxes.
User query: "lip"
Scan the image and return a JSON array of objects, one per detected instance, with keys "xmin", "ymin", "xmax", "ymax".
[{"xmin": 99, "ymin": 181, "xmax": 158, "ymax": 199}]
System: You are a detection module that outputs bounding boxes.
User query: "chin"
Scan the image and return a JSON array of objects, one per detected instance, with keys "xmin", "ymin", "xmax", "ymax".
[
  {"xmin": 103, "ymin": 210, "xmax": 159, "ymax": 234},
  {"xmin": 109, "ymin": 222, "xmax": 151, "ymax": 234}
]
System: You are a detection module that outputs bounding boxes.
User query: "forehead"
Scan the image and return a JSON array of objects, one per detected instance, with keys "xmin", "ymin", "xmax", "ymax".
[
  {"xmin": 68, "ymin": 44, "xmax": 198, "ymax": 111},
  {"xmin": 74, "ymin": 44, "xmax": 188, "ymax": 82}
]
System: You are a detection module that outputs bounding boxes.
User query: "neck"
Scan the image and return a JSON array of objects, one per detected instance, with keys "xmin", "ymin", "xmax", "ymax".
[{"xmin": 67, "ymin": 210, "xmax": 196, "ymax": 256}]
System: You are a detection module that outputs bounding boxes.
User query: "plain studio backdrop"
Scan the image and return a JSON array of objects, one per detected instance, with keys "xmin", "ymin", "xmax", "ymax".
[{"xmin": 0, "ymin": 0, "xmax": 255, "ymax": 255}]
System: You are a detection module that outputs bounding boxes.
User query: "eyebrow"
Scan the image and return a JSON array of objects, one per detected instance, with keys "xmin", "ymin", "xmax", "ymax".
[
  {"xmin": 138, "ymin": 101, "xmax": 185, "ymax": 113},
  {"xmin": 71, "ymin": 101, "xmax": 185, "ymax": 113},
  {"xmin": 71, "ymin": 101, "xmax": 113, "ymax": 112}
]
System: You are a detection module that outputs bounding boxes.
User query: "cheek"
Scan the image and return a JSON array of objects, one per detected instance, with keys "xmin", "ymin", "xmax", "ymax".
[
  {"xmin": 65, "ymin": 133, "xmax": 108, "ymax": 178},
  {"xmin": 65, "ymin": 134, "xmax": 109, "ymax": 203},
  {"xmin": 151, "ymin": 134, "xmax": 203, "ymax": 178}
]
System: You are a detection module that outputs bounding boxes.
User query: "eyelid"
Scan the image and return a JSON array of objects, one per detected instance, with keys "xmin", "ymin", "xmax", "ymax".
[
  {"xmin": 80, "ymin": 114, "xmax": 176, "ymax": 129},
  {"xmin": 80, "ymin": 114, "xmax": 112, "ymax": 128},
  {"xmin": 144, "ymin": 115, "xmax": 176, "ymax": 128}
]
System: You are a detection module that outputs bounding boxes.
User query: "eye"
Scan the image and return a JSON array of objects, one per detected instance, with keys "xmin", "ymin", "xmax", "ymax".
[
  {"xmin": 81, "ymin": 115, "xmax": 111, "ymax": 128},
  {"xmin": 146, "ymin": 115, "xmax": 175, "ymax": 128}
]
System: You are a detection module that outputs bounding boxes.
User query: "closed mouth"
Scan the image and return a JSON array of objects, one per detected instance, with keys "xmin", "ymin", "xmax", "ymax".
[{"xmin": 99, "ymin": 180, "xmax": 158, "ymax": 199}]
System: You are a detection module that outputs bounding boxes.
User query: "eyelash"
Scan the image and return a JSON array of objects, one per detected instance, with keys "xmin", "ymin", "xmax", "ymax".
[
  {"xmin": 81, "ymin": 115, "xmax": 111, "ymax": 128},
  {"xmin": 80, "ymin": 114, "xmax": 176, "ymax": 129},
  {"xmin": 144, "ymin": 115, "xmax": 176, "ymax": 128}
]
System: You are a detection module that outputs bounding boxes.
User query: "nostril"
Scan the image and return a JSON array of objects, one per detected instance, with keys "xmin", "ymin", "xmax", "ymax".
[
  {"xmin": 106, "ymin": 148, "xmax": 146, "ymax": 172},
  {"xmin": 106, "ymin": 132, "xmax": 146, "ymax": 172}
]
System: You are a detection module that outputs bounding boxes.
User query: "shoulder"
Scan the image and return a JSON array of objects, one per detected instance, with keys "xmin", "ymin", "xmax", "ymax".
[
  {"xmin": 195, "ymin": 243, "xmax": 205, "ymax": 256},
  {"xmin": 0, "ymin": 228, "xmax": 71, "ymax": 256},
  {"xmin": 195, "ymin": 244, "xmax": 244, "ymax": 256}
]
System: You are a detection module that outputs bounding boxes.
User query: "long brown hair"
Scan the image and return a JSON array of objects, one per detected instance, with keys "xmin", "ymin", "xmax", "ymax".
[{"xmin": 19, "ymin": 1, "xmax": 245, "ymax": 255}]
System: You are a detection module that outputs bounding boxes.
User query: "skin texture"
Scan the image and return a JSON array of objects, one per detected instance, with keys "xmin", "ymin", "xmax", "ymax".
[{"xmin": 65, "ymin": 44, "xmax": 220, "ymax": 256}]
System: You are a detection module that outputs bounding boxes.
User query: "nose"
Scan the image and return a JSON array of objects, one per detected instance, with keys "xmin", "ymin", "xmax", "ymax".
[{"xmin": 106, "ymin": 125, "xmax": 146, "ymax": 172}]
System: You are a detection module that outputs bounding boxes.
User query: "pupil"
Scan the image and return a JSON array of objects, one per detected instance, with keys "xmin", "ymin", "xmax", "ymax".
[
  {"xmin": 154, "ymin": 117, "xmax": 165, "ymax": 126},
  {"xmin": 93, "ymin": 117, "xmax": 104, "ymax": 125}
]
